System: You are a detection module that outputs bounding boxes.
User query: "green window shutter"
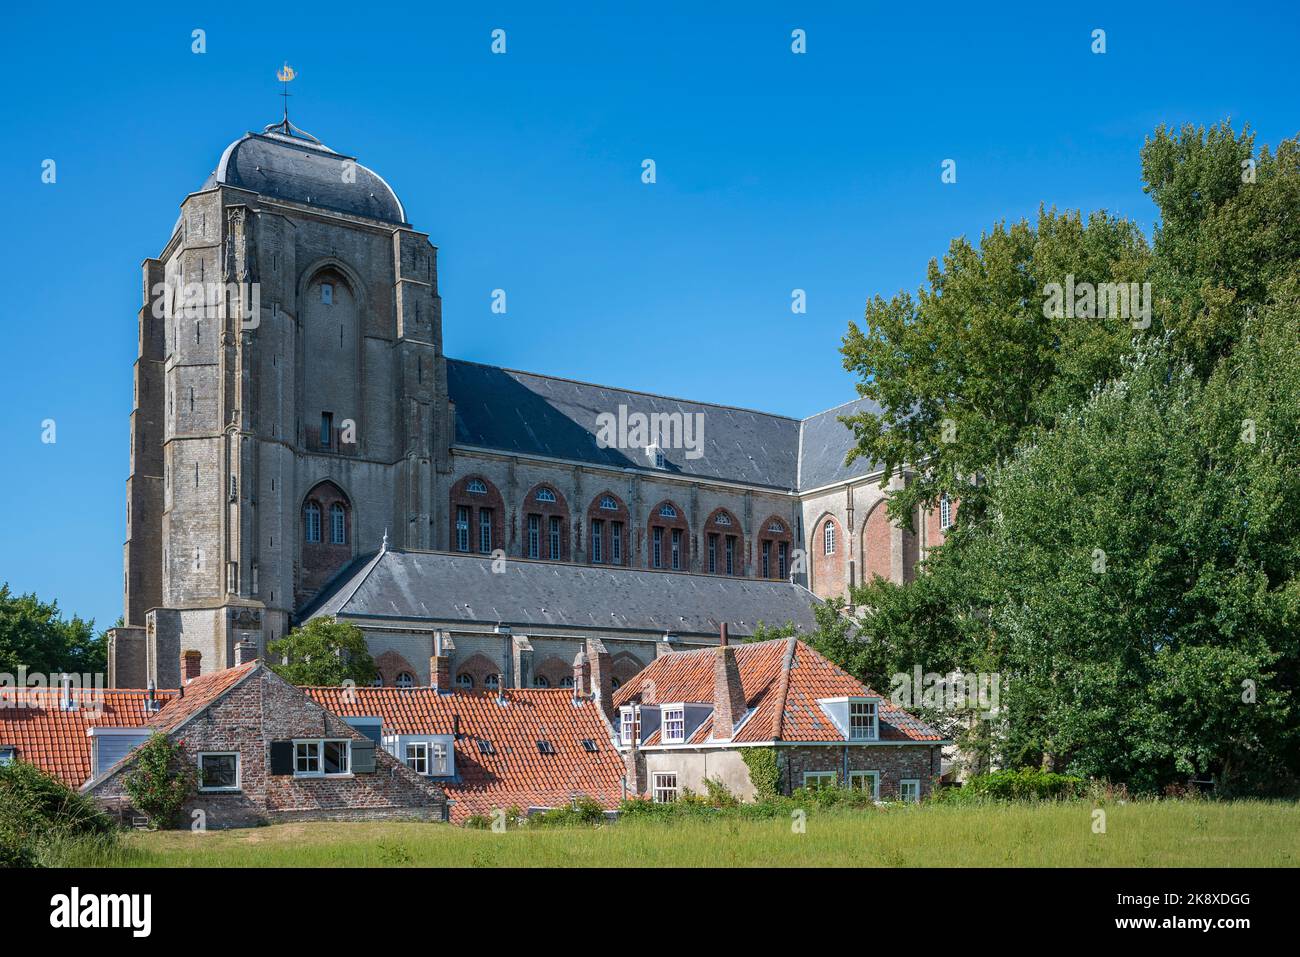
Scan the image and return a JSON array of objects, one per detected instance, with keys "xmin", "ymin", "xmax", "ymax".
[
  {"xmin": 269, "ymin": 741, "xmax": 294, "ymax": 775},
  {"xmin": 352, "ymin": 739, "xmax": 376, "ymax": 773}
]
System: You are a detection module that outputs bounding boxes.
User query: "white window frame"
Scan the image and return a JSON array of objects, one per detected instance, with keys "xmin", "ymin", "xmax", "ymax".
[
  {"xmin": 198, "ymin": 751, "xmax": 241, "ymax": 792},
  {"xmin": 940, "ymin": 494, "xmax": 952, "ymax": 530},
  {"xmin": 899, "ymin": 778, "xmax": 921, "ymax": 803},
  {"xmin": 803, "ymin": 771, "xmax": 836, "ymax": 790},
  {"xmin": 848, "ymin": 699, "xmax": 879, "ymax": 741},
  {"xmin": 824, "ymin": 520, "xmax": 836, "ymax": 555},
  {"xmin": 658, "ymin": 503, "xmax": 676, "ymax": 518},
  {"xmin": 405, "ymin": 741, "xmax": 428, "ymax": 775},
  {"xmin": 662, "ymin": 705, "xmax": 686, "ymax": 744},
  {"xmin": 430, "ymin": 741, "xmax": 449, "ymax": 775},
  {"xmin": 293, "ymin": 739, "xmax": 351, "ymax": 778},
  {"xmin": 849, "ymin": 770, "xmax": 881, "ymax": 800},
  {"xmin": 619, "ymin": 707, "xmax": 637, "ymax": 745},
  {"xmin": 599, "ymin": 495, "xmax": 618, "ymax": 510},
  {"xmin": 466, "ymin": 479, "xmax": 488, "ymax": 495},
  {"xmin": 395, "ymin": 672, "xmax": 415, "ymax": 688},
  {"xmin": 652, "ymin": 771, "xmax": 679, "ymax": 803},
  {"xmin": 535, "ymin": 487, "xmax": 557, "ymax": 503}
]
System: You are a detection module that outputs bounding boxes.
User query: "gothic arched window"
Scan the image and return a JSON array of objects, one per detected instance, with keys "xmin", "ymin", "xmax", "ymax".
[
  {"xmin": 304, "ymin": 503, "xmax": 322, "ymax": 543},
  {"xmin": 535, "ymin": 487, "xmax": 557, "ymax": 503},
  {"xmin": 330, "ymin": 503, "xmax": 347, "ymax": 544},
  {"xmin": 395, "ymin": 671, "xmax": 415, "ymax": 688},
  {"xmin": 455, "ymin": 673, "xmax": 474, "ymax": 689}
]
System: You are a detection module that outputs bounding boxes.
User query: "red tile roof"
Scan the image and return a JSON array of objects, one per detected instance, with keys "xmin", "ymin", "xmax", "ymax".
[
  {"xmin": 0, "ymin": 687, "xmax": 175, "ymax": 787},
  {"xmin": 306, "ymin": 686, "xmax": 625, "ymax": 822},
  {"xmin": 147, "ymin": 661, "xmax": 260, "ymax": 733},
  {"xmin": 612, "ymin": 637, "xmax": 943, "ymax": 744}
]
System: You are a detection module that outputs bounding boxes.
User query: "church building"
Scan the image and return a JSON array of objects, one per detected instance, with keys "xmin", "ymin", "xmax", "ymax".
[{"xmin": 107, "ymin": 117, "xmax": 953, "ymax": 690}]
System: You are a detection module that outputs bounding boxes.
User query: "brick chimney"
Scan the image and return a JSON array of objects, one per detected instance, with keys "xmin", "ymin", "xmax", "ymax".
[
  {"xmin": 234, "ymin": 639, "xmax": 258, "ymax": 667},
  {"xmin": 181, "ymin": 649, "xmax": 202, "ymax": 684},
  {"xmin": 572, "ymin": 648, "xmax": 590, "ymax": 698},
  {"xmin": 587, "ymin": 638, "xmax": 614, "ymax": 719},
  {"xmin": 430, "ymin": 653, "xmax": 451, "ymax": 691},
  {"xmin": 712, "ymin": 623, "xmax": 746, "ymax": 739}
]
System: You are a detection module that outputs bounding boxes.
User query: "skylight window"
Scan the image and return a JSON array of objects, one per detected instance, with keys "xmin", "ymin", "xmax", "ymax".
[
  {"xmin": 581, "ymin": 739, "xmax": 599, "ymax": 753},
  {"xmin": 477, "ymin": 738, "xmax": 495, "ymax": 755},
  {"xmin": 536, "ymin": 740, "xmax": 556, "ymax": 755}
]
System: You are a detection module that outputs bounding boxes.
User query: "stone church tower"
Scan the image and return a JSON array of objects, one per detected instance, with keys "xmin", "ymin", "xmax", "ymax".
[{"xmin": 109, "ymin": 118, "xmax": 452, "ymax": 688}]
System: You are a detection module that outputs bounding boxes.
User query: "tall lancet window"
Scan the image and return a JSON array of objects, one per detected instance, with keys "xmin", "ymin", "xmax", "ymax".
[
  {"xmin": 304, "ymin": 503, "xmax": 322, "ymax": 543},
  {"xmin": 330, "ymin": 503, "xmax": 347, "ymax": 545}
]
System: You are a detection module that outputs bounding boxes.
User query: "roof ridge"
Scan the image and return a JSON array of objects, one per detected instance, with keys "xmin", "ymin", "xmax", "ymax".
[{"xmin": 772, "ymin": 636, "xmax": 800, "ymax": 741}]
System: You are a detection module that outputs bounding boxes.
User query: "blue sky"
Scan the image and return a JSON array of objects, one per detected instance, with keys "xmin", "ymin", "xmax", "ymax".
[{"xmin": 1, "ymin": 1, "xmax": 1297, "ymax": 629}]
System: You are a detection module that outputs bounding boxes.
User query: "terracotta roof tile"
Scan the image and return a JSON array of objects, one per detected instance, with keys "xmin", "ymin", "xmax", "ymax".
[
  {"xmin": 305, "ymin": 686, "xmax": 625, "ymax": 823},
  {"xmin": 147, "ymin": 661, "xmax": 259, "ymax": 733},
  {"xmin": 0, "ymin": 687, "xmax": 175, "ymax": 787},
  {"xmin": 612, "ymin": 638, "xmax": 943, "ymax": 743}
]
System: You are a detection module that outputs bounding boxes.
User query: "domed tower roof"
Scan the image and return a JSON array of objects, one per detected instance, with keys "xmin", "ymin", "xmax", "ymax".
[{"xmin": 197, "ymin": 119, "xmax": 407, "ymax": 225}]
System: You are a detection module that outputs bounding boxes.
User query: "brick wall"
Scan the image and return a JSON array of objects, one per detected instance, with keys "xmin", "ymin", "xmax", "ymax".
[{"xmin": 779, "ymin": 744, "xmax": 938, "ymax": 799}]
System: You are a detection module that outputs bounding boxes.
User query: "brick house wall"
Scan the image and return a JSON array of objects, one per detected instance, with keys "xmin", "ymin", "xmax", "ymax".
[
  {"xmin": 89, "ymin": 666, "xmax": 444, "ymax": 828},
  {"xmin": 779, "ymin": 744, "xmax": 939, "ymax": 799}
]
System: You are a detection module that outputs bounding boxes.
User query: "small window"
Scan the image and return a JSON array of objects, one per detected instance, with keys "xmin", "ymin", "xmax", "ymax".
[
  {"xmin": 304, "ymin": 503, "xmax": 322, "ymax": 543},
  {"xmin": 714, "ymin": 512, "xmax": 732, "ymax": 527},
  {"xmin": 662, "ymin": 706, "xmax": 686, "ymax": 743},
  {"xmin": 849, "ymin": 700, "xmax": 878, "ymax": 741},
  {"xmin": 940, "ymin": 494, "xmax": 952, "ymax": 531},
  {"xmin": 619, "ymin": 707, "xmax": 637, "ymax": 745},
  {"xmin": 824, "ymin": 520, "xmax": 836, "ymax": 555},
  {"xmin": 536, "ymin": 740, "xmax": 556, "ymax": 755},
  {"xmin": 591, "ymin": 518, "xmax": 603, "ymax": 563},
  {"xmin": 611, "ymin": 676, "xmax": 622, "ymax": 689},
  {"xmin": 477, "ymin": 738, "xmax": 495, "ymax": 755},
  {"xmin": 395, "ymin": 672, "xmax": 415, "ymax": 688},
  {"xmin": 899, "ymin": 779, "xmax": 921, "ymax": 803},
  {"xmin": 767, "ymin": 520, "xmax": 785, "ymax": 533},
  {"xmin": 455, "ymin": 673, "xmax": 473, "ymax": 689},
  {"xmin": 560, "ymin": 676, "xmax": 574, "ymax": 689},
  {"xmin": 294, "ymin": 739, "xmax": 350, "ymax": 777},
  {"xmin": 658, "ymin": 503, "xmax": 677, "ymax": 518},
  {"xmin": 405, "ymin": 741, "xmax": 428, "ymax": 775},
  {"xmin": 534, "ymin": 675, "xmax": 550, "ymax": 688},
  {"xmin": 650, "ymin": 447, "xmax": 666, "ymax": 469},
  {"xmin": 478, "ymin": 508, "xmax": 493, "ymax": 554},
  {"xmin": 548, "ymin": 515, "xmax": 562, "ymax": 560},
  {"xmin": 599, "ymin": 495, "xmax": 618, "ymax": 510},
  {"xmin": 320, "ymin": 283, "xmax": 334, "ymax": 305},
  {"xmin": 581, "ymin": 739, "xmax": 599, "ymax": 753},
  {"xmin": 535, "ymin": 487, "xmax": 557, "ymax": 503},
  {"xmin": 849, "ymin": 770, "xmax": 880, "ymax": 800},
  {"xmin": 329, "ymin": 503, "xmax": 346, "ymax": 545},
  {"xmin": 198, "ymin": 752, "xmax": 240, "ymax": 792},
  {"xmin": 430, "ymin": 741, "xmax": 449, "ymax": 775},
  {"xmin": 652, "ymin": 526, "xmax": 663, "ymax": 569},
  {"xmin": 485, "ymin": 674, "xmax": 500, "ymax": 689},
  {"xmin": 803, "ymin": 771, "xmax": 836, "ymax": 790},
  {"xmin": 652, "ymin": 772, "xmax": 678, "ymax": 803},
  {"xmin": 527, "ymin": 514, "xmax": 540, "ymax": 559},
  {"xmin": 0, "ymin": 746, "xmax": 14, "ymax": 767},
  {"xmin": 466, "ymin": 479, "xmax": 488, "ymax": 495},
  {"xmin": 320, "ymin": 412, "xmax": 333, "ymax": 448}
]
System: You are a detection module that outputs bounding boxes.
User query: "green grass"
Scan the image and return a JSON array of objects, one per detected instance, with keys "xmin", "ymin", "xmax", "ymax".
[{"xmin": 61, "ymin": 801, "xmax": 1300, "ymax": 867}]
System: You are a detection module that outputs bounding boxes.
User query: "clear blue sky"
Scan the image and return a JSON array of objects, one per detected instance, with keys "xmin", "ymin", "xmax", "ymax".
[{"xmin": 1, "ymin": 1, "xmax": 1296, "ymax": 629}]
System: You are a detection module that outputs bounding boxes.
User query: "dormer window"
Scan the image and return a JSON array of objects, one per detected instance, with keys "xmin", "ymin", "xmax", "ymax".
[
  {"xmin": 467, "ymin": 479, "xmax": 488, "ymax": 495},
  {"xmin": 662, "ymin": 706, "xmax": 685, "ymax": 744},
  {"xmin": 535, "ymin": 487, "xmax": 557, "ymax": 503},
  {"xmin": 647, "ymin": 445, "xmax": 665, "ymax": 468},
  {"xmin": 849, "ymin": 699, "xmax": 878, "ymax": 741}
]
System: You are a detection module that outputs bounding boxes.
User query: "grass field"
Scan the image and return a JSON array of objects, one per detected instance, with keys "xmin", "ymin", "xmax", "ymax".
[{"xmin": 61, "ymin": 801, "xmax": 1300, "ymax": 867}]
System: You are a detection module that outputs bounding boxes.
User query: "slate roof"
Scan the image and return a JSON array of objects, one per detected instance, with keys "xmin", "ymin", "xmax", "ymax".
[
  {"xmin": 0, "ymin": 688, "xmax": 175, "ymax": 787},
  {"xmin": 306, "ymin": 686, "xmax": 624, "ymax": 822},
  {"xmin": 302, "ymin": 547, "xmax": 821, "ymax": 638},
  {"xmin": 612, "ymin": 637, "xmax": 943, "ymax": 745},
  {"xmin": 196, "ymin": 121, "xmax": 406, "ymax": 225},
  {"xmin": 446, "ymin": 360, "xmax": 885, "ymax": 491}
]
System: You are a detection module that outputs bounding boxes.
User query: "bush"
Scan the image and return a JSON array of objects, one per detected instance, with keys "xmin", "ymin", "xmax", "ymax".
[
  {"xmin": 529, "ymin": 796, "xmax": 609, "ymax": 827},
  {"xmin": 741, "ymin": 749, "xmax": 782, "ymax": 801},
  {"xmin": 0, "ymin": 760, "xmax": 116, "ymax": 867},
  {"xmin": 121, "ymin": 733, "xmax": 198, "ymax": 829},
  {"xmin": 937, "ymin": 768, "xmax": 1086, "ymax": 804}
]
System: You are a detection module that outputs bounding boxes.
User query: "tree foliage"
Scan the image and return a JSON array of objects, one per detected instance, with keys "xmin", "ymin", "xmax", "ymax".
[
  {"xmin": 0, "ymin": 584, "xmax": 107, "ymax": 676},
  {"xmin": 832, "ymin": 121, "xmax": 1300, "ymax": 795},
  {"xmin": 121, "ymin": 733, "xmax": 198, "ymax": 829},
  {"xmin": 267, "ymin": 617, "xmax": 377, "ymax": 687}
]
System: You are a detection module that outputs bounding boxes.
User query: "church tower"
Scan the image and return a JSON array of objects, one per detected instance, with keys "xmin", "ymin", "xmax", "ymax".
[{"xmin": 109, "ymin": 117, "xmax": 451, "ymax": 687}]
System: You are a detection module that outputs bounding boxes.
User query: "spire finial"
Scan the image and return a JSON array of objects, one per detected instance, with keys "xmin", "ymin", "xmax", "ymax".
[
  {"xmin": 276, "ymin": 62, "xmax": 297, "ymax": 125},
  {"xmin": 381, "ymin": 527, "xmax": 389, "ymax": 552}
]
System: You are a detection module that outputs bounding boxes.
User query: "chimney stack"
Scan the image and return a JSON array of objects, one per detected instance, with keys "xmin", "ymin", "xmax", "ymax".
[
  {"xmin": 587, "ymin": 638, "xmax": 614, "ymax": 720},
  {"xmin": 234, "ymin": 638, "xmax": 258, "ymax": 667},
  {"xmin": 572, "ymin": 648, "xmax": 590, "ymax": 698},
  {"xmin": 181, "ymin": 649, "xmax": 202, "ymax": 684},
  {"xmin": 430, "ymin": 653, "xmax": 452, "ymax": 691},
  {"xmin": 712, "ymin": 622, "xmax": 745, "ymax": 740}
]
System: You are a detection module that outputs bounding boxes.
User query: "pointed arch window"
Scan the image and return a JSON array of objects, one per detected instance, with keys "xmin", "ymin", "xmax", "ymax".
[
  {"xmin": 304, "ymin": 503, "xmax": 322, "ymax": 543},
  {"xmin": 824, "ymin": 520, "xmax": 836, "ymax": 555}
]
